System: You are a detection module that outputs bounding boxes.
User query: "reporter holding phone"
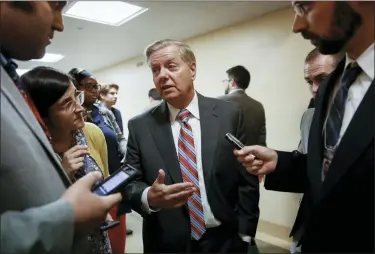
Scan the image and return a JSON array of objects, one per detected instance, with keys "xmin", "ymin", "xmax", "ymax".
[
  {"xmin": 0, "ymin": 2, "xmax": 121, "ymax": 253},
  {"xmin": 21, "ymin": 67, "xmax": 114, "ymax": 254}
]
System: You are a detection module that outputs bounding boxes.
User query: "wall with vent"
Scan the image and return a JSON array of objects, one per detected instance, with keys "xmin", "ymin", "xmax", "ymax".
[{"xmin": 94, "ymin": 7, "xmax": 313, "ymax": 246}]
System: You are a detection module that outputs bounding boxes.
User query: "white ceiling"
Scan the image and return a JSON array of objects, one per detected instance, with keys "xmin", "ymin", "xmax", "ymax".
[{"xmin": 17, "ymin": 1, "xmax": 289, "ymax": 73}]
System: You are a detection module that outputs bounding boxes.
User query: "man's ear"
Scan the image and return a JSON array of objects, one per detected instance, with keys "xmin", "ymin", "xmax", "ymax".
[{"xmin": 189, "ymin": 62, "xmax": 196, "ymax": 80}]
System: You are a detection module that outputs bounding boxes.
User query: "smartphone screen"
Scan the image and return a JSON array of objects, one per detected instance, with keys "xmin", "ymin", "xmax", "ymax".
[{"xmin": 93, "ymin": 171, "xmax": 130, "ymax": 196}]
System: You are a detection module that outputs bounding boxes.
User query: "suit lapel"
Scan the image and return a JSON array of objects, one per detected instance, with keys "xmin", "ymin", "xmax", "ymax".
[
  {"xmin": 1, "ymin": 68, "xmax": 71, "ymax": 187},
  {"xmin": 321, "ymin": 78, "xmax": 374, "ymax": 198},
  {"xmin": 307, "ymin": 60, "xmax": 346, "ymax": 203},
  {"xmin": 198, "ymin": 94, "xmax": 220, "ymax": 191},
  {"xmin": 150, "ymin": 102, "xmax": 182, "ymax": 184}
]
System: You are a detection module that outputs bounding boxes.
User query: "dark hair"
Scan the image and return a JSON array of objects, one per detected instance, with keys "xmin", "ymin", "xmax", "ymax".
[
  {"xmin": 9, "ymin": 2, "xmax": 34, "ymax": 12},
  {"xmin": 226, "ymin": 65, "xmax": 251, "ymax": 90},
  {"xmin": 68, "ymin": 68, "xmax": 94, "ymax": 85},
  {"xmin": 148, "ymin": 88, "xmax": 161, "ymax": 100},
  {"xmin": 21, "ymin": 66, "xmax": 77, "ymax": 117},
  {"xmin": 305, "ymin": 47, "xmax": 344, "ymax": 68},
  {"xmin": 305, "ymin": 48, "xmax": 320, "ymax": 64}
]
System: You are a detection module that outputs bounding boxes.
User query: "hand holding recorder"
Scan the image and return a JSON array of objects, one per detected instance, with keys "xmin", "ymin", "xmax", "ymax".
[
  {"xmin": 226, "ymin": 133, "xmax": 277, "ymax": 176},
  {"xmin": 234, "ymin": 145, "xmax": 278, "ymax": 176}
]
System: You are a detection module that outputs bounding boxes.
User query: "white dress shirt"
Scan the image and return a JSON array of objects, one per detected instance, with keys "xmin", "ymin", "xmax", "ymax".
[
  {"xmin": 140, "ymin": 92, "xmax": 251, "ymax": 242},
  {"xmin": 339, "ymin": 43, "xmax": 374, "ymax": 140},
  {"xmin": 322, "ymin": 43, "xmax": 374, "ymax": 180},
  {"xmin": 324, "ymin": 43, "xmax": 374, "ymax": 145},
  {"xmin": 141, "ymin": 93, "xmax": 220, "ymax": 226}
]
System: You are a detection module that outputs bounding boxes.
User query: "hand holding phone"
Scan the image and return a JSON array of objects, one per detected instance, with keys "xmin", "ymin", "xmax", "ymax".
[{"xmin": 92, "ymin": 164, "xmax": 141, "ymax": 196}]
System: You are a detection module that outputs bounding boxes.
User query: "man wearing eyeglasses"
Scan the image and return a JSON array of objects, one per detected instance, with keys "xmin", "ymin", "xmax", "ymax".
[
  {"xmin": 219, "ymin": 65, "xmax": 266, "ymax": 147},
  {"xmin": 235, "ymin": 1, "xmax": 374, "ymax": 252}
]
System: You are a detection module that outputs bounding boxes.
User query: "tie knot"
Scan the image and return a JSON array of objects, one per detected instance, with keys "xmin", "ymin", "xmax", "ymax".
[
  {"xmin": 345, "ymin": 61, "xmax": 362, "ymax": 74},
  {"xmin": 342, "ymin": 61, "xmax": 362, "ymax": 89},
  {"xmin": 177, "ymin": 109, "xmax": 191, "ymax": 123}
]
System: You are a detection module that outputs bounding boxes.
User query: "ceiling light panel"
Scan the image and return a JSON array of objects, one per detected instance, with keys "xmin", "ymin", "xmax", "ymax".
[
  {"xmin": 63, "ymin": 1, "xmax": 148, "ymax": 26},
  {"xmin": 31, "ymin": 53, "xmax": 65, "ymax": 63}
]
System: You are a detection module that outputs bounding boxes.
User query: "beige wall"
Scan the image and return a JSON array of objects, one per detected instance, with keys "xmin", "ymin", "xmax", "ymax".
[{"xmin": 94, "ymin": 7, "xmax": 314, "ymax": 241}]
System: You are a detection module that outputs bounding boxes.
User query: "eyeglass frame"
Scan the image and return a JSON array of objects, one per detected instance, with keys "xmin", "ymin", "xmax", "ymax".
[
  {"xmin": 79, "ymin": 82, "xmax": 101, "ymax": 92},
  {"xmin": 60, "ymin": 90, "xmax": 85, "ymax": 113}
]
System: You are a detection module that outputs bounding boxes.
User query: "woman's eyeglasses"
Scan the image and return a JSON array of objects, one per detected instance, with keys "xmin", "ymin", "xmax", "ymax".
[
  {"xmin": 80, "ymin": 82, "xmax": 101, "ymax": 92},
  {"xmin": 76, "ymin": 90, "xmax": 85, "ymax": 105}
]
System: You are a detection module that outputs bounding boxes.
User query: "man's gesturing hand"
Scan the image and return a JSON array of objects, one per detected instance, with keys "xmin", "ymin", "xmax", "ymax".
[
  {"xmin": 234, "ymin": 145, "xmax": 278, "ymax": 175},
  {"xmin": 147, "ymin": 169, "xmax": 196, "ymax": 209}
]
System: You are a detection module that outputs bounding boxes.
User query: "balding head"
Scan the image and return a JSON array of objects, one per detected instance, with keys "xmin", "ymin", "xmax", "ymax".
[{"xmin": 304, "ymin": 48, "xmax": 344, "ymax": 98}]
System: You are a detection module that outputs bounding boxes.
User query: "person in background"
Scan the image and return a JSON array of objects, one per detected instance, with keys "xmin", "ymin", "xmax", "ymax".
[
  {"xmin": 99, "ymin": 84, "xmax": 124, "ymax": 133},
  {"xmin": 21, "ymin": 66, "xmax": 113, "ymax": 254},
  {"xmin": 219, "ymin": 65, "xmax": 266, "ymax": 147},
  {"xmin": 124, "ymin": 39, "xmax": 259, "ymax": 253},
  {"xmin": 290, "ymin": 49, "xmax": 344, "ymax": 254},
  {"xmin": 99, "ymin": 84, "xmax": 134, "ymax": 237},
  {"xmin": 298, "ymin": 48, "xmax": 344, "ymax": 154},
  {"xmin": 235, "ymin": 1, "xmax": 374, "ymax": 252},
  {"xmin": 218, "ymin": 65, "xmax": 266, "ymax": 184},
  {"xmin": 144, "ymin": 87, "xmax": 162, "ymax": 112},
  {"xmin": 69, "ymin": 68, "xmax": 129, "ymax": 254},
  {"xmin": 0, "ymin": 2, "xmax": 121, "ymax": 253}
]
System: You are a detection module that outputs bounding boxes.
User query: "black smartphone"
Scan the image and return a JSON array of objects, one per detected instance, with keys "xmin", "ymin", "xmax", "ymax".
[
  {"xmin": 100, "ymin": 220, "xmax": 120, "ymax": 231},
  {"xmin": 92, "ymin": 164, "xmax": 141, "ymax": 196},
  {"xmin": 225, "ymin": 133, "xmax": 244, "ymax": 149}
]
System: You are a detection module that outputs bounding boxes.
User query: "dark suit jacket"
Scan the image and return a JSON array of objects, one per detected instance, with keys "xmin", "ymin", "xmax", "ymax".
[
  {"xmin": 111, "ymin": 107, "xmax": 124, "ymax": 133},
  {"xmin": 124, "ymin": 93, "xmax": 260, "ymax": 253},
  {"xmin": 265, "ymin": 59, "xmax": 374, "ymax": 252},
  {"xmin": 218, "ymin": 90, "xmax": 266, "ymax": 146}
]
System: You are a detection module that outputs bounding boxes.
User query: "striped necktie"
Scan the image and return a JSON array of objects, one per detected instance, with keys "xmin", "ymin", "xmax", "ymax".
[
  {"xmin": 177, "ymin": 109, "xmax": 206, "ymax": 240},
  {"xmin": 324, "ymin": 62, "xmax": 362, "ymax": 176}
]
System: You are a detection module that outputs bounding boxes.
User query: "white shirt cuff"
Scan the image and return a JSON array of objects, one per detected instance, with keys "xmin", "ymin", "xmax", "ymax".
[
  {"xmin": 141, "ymin": 187, "xmax": 161, "ymax": 214},
  {"xmin": 238, "ymin": 233, "xmax": 251, "ymax": 243}
]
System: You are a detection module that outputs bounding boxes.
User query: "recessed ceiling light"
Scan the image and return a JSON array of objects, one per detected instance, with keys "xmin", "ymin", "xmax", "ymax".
[
  {"xmin": 16, "ymin": 69, "xmax": 30, "ymax": 76},
  {"xmin": 31, "ymin": 53, "xmax": 64, "ymax": 63},
  {"xmin": 63, "ymin": 1, "xmax": 148, "ymax": 26}
]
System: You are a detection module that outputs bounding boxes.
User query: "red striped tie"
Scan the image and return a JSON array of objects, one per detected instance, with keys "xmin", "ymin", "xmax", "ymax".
[{"xmin": 177, "ymin": 109, "xmax": 206, "ymax": 240}]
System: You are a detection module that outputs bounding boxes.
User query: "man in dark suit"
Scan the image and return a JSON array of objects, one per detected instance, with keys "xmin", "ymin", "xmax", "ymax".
[
  {"xmin": 235, "ymin": 1, "xmax": 374, "ymax": 252},
  {"xmin": 218, "ymin": 65, "xmax": 266, "ymax": 146},
  {"xmin": 0, "ymin": 2, "xmax": 121, "ymax": 253},
  {"xmin": 124, "ymin": 39, "xmax": 259, "ymax": 253},
  {"xmin": 291, "ymin": 49, "xmax": 343, "ymax": 253}
]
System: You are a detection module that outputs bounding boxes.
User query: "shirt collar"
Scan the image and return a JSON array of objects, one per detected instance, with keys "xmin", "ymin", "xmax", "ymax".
[
  {"xmin": 168, "ymin": 91, "xmax": 200, "ymax": 123},
  {"xmin": 229, "ymin": 88, "xmax": 244, "ymax": 95},
  {"xmin": 345, "ymin": 43, "xmax": 374, "ymax": 80}
]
